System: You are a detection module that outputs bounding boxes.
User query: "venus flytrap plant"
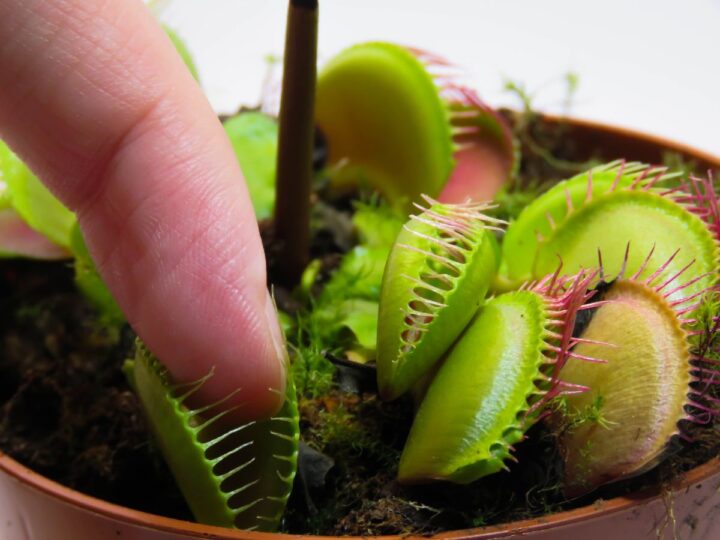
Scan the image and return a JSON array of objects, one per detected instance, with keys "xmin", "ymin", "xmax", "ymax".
[
  {"xmin": 398, "ymin": 269, "xmax": 600, "ymax": 484},
  {"xmin": 552, "ymin": 250, "xmax": 720, "ymax": 496},
  {"xmin": 125, "ymin": 343, "xmax": 299, "ymax": 531},
  {"xmin": 2, "ymin": 0, "xmax": 718, "ymax": 525},
  {"xmin": 315, "ymin": 42, "xmax": 515, "ymax": 210},
  {"xmin": 500, "ymin": 161, "xmax": 720, "ymax": 304},
  {"xmin": 376, "ymin": 196, "xmax": 503, "ymax": 401}
]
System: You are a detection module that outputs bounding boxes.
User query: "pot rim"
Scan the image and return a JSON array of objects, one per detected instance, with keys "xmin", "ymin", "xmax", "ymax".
[
  {"xmin": 536, "ymin": 113, "xmax": 720, "ymax": 168},
  {"xmin": 1, "ymin": 115, "xmax": 719, "ymax": 539},
  {"xmin": 2, "ymin": 451, "xmax": 720, "ymax": 539}
]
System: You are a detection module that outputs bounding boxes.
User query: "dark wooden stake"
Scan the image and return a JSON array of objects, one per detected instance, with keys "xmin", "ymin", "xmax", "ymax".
[{"xmin": 273, "ymin": 0, "xmax": 318, "ymax": 286}]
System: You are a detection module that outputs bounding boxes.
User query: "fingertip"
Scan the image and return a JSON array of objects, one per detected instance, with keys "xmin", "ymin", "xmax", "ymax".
[
  {"xmin": 252, "ymin": 290, "xmax": 289, "ymax": 417},
  {"xmin": 189, "ymin": 292, "xmax": 288, "ymax": 423}
]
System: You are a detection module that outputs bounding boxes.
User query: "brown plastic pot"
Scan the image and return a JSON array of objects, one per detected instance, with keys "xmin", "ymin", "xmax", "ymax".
[{"xmin": 1, "ymin": 117, "xmax": 719, "ymax": 540}]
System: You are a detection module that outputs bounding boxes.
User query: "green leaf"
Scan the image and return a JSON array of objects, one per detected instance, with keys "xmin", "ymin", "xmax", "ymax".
[
  {"xmin": 224, "ymin": 113, "xmax": 278, "ymax": 220},
  {"xmin": 321, "ymin": 245, "xmax": 390, "ymax": 303},
  {"xmin": 337, "ymin": 299, "xmax": 379, "ymax": 351},
  {"xmin": 352, "ymin": 200, "xmax": 404, "ymax": 248},
  {"xmin": 0, "ymin": 140, "xmax": 75, "ymax": 257},
  {"xmin": 305, "ymin": 202, "xmax": 404, "ymax": 361}
]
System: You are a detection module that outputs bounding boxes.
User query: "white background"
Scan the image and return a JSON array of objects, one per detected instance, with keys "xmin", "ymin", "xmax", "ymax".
[{"xmin": 157, "ymin": 0, "xmax": 720, "ymax": 157}]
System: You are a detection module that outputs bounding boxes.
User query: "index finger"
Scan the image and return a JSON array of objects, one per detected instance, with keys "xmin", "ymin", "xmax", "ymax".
[{"xmin": 0, "ymin": 0, "xmax": 286, "ymax": 420}]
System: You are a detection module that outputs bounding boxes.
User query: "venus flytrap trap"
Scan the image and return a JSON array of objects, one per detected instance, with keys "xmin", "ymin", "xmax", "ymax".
[
  {"xmin": 398, "ymin": 269, "xmax": 601, "ymax": 484},
  {"xmin": 376, "ymin": 196, "xmax": 503, "ymax": 401},
  {"xmin": 125, "ymin": 344, "xmax": 299, "ymax": 531},
  {"xmin": 315, "ymin": 42, "xmax": 516, "ymax": 210},
  {"xmin": 551, "ymin": 250, "xmax": 720, "ymax": 497},
  {"xmin": 500, "ymin": 161, "xmax": 720, "ymax": 303},
  {"xmin": 499, "ymin": 160, "xmax": 661, "ymax": 286}
]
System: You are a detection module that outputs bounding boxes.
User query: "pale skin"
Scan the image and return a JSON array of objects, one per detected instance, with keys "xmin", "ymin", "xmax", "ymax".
[{"xmin": 0, "ymin": 0, "xmax": 286, "ymax": 420}]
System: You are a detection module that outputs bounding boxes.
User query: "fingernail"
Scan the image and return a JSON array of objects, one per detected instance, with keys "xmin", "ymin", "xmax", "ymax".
[{"xmin": 265, "ymin": 290, "xmax": 288, "ymax": 387}]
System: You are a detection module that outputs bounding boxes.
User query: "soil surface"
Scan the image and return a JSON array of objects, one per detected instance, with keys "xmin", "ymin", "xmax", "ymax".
[
  {"xmin": 1, "ymin": 116, "xmax": 719, "ymax": 535},
  {"xmin": 0, "ymin": 260, "xmax": 192, "ymax": 521}
]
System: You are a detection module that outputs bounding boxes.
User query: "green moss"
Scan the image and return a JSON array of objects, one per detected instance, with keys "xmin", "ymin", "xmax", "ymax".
[
  {"xmin": 289, "ymin": 342, "xmax": 335, "ymax": 399},
  {"xmin": 689, "ymin": 290, "xmax": 720, "ymax": 351},
  {"xmin": 552, "ymin": 395, "xmax": 615, "ymax": 434}
]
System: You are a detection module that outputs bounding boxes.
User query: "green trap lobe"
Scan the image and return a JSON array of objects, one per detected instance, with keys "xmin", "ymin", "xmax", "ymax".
[
  {"xmin": 128, "ymin": 346, "xmax": 299, "ymax": 531},
  {"xmin": 399, "ymin": 291, "xmax": 547, "ymax": 484},
  {"xmin": 315, "ymin": 42, "xmax": 454, "ymax": 208},
  {"xmin": 556, "ymin": 280, "xmax": 691, "ymax": 496}
]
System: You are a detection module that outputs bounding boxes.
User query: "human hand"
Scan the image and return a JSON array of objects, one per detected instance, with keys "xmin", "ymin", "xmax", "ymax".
[{"xmin": 0, "ymin": 0, "xmax": 286, "ymax": 420}]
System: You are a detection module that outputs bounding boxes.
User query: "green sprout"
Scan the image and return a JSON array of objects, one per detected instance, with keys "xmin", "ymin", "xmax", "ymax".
[
  {"xmin": 301, "ymin": 199, "xmax": 405, "ymax": 363},
  {"xmin": 553, "ymin": 394, "xmax": 615, "ymax": 434}
]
